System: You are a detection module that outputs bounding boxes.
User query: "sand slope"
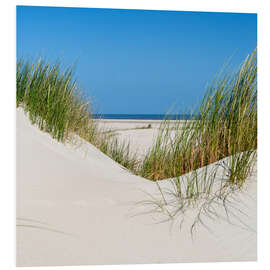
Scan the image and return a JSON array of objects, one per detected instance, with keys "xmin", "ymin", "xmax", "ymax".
[{"xmin": 16, "ymin": 109, "xmax": 257, "ymax": 266}]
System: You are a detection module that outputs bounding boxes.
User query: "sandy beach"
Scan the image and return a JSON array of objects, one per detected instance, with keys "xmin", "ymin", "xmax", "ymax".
[
  {"xmin": 97, "ymin": 119, "xmax": 164, "ymax": 160},
  {"xmin": 16, "ymin": 108, "xmax": 257, "ymax": 266},
  {"xmin": 96, "ymin": 119, "xmax": 189, "ymax": 160}
]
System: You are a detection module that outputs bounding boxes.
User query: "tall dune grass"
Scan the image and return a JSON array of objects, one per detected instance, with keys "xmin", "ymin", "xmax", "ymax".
[
  {"xmin": 17, "ymin": 49, "xmax": 257, "ymax": 188},
  {"xmin": 16, "ymin": 58, "xmax": 97, "ymax": 142},
  {"xmin": 16, "ymin": 58, "xmax": 139, "ymax": 171},
  {"xmin": 137, "ymin": 48, "xmax": 257, "ymax": 229},
  {"xmin": 139, "ymin": 48, "xmax": 257, "ymax": 185}
]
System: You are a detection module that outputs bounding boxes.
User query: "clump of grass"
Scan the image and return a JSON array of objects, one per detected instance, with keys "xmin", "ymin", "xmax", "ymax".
[
  {"xmin": 137, "ymin": 152, "xmax": 257, "ymax": 235},
  {"xmin": 139, "ymin": 48, "xmax": 257, "ymax": 185},
  {"xmin": 135, "ymin": 49, "xmax": 257, "ymax": 232},
  {"xmin": 95, "ymin": 133, "xmax": 140, "ymax": 171},
  {"xmin": 134, "ymin": 124, "xmax": 152, "ymax": 129},
  {"xmin": 16, "ymin": 58, "xmax": 139, "ymax": 172},
  {"xmin": 16, "ymin": 58, "xmax": 97, "ymax": 142}
]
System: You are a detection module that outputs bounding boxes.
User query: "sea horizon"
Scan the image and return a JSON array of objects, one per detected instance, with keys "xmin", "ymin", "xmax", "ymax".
[{"xmin": 92, "ymin": 114, "xmax": 196, "ymax": 120}]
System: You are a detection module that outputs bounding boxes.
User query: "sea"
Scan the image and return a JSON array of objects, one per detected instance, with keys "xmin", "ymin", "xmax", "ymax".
[{"xmin": 92, "ymin": 114, "xmax": 196, "ymax": 120}]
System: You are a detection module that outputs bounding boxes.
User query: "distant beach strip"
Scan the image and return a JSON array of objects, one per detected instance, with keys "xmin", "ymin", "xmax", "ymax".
[{"xmin": 92, "ymin": 114, "xmax": 197, "ymax": 120}]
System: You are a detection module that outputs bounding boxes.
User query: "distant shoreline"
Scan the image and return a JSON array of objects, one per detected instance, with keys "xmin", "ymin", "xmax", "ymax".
[{"xmin": 92, "ymin": 114, "xmax": 197, "ymax": 120}]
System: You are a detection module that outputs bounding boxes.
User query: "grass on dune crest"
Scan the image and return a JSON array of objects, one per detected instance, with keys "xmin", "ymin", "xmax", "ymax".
[
  {"xmin": 17, "ymin": 49, "xmax": 257, "ymax": 189},
  {"xmin": 140, "ymin": 48, "xmax": 257, "ymax": 186},
  {"xmin": 16, "ymin": 58, "xmax": 139, "ymax": 172},
  {"xmin": 138, "ymin": 152, "xmax": 257, "ymax": 234},
  {"xmin": 16, "ymin": 58, "xmax": 96, "ymax": 142},
  {"xmin": 136, "ymin": 48, "xmax": 257, "ymax": 230},
  {"xmin": 137, "ymin": 46, "xmax": 257, "ymax": 226}
]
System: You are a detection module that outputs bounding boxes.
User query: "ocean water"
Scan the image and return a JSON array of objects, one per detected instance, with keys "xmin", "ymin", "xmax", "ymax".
[{"xmin": 92, "ymin": 114, "xmax": 195, "ymax": 120}]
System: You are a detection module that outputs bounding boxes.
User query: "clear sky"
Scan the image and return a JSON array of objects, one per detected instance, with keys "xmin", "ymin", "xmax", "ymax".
[{"xmin": 17, "ymin": 6, "xmax": 257, "ymax": 114}]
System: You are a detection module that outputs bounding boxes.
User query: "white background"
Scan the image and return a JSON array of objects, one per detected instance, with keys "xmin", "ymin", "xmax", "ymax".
[{"xmin": 0, "ymin": 0, "xmax": 269, "ymax": 269}]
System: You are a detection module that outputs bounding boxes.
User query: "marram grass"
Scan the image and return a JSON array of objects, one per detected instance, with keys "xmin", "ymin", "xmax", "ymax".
[
  {"xmin": 16, "ymin": 58, "xmax": 139, "ymax": 171},
  {"xmin": 140, "ymin": 48, "xmax": 257, "ymax": 185},
  {"xmin": 17, "ymin": 49, "xmax": 257, "ymax": 189},
  {"xmin": 135, "ymin": 49, "xmax": 257, "ymax": 228},
  {"xmin": 16, "ymin": 58, "xmax": 95, "ymax": 142}
]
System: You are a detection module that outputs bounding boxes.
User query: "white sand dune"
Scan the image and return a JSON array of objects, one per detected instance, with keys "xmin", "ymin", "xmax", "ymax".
[{"xmin": 16, "ymin": 109, "xmax": 257, "ymax": 267}]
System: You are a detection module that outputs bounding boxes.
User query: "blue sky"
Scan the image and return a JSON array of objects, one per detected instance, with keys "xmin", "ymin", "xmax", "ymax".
[{"xmin": 17, "ymin": 6, "xmax": 257, "ymax": 114}]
